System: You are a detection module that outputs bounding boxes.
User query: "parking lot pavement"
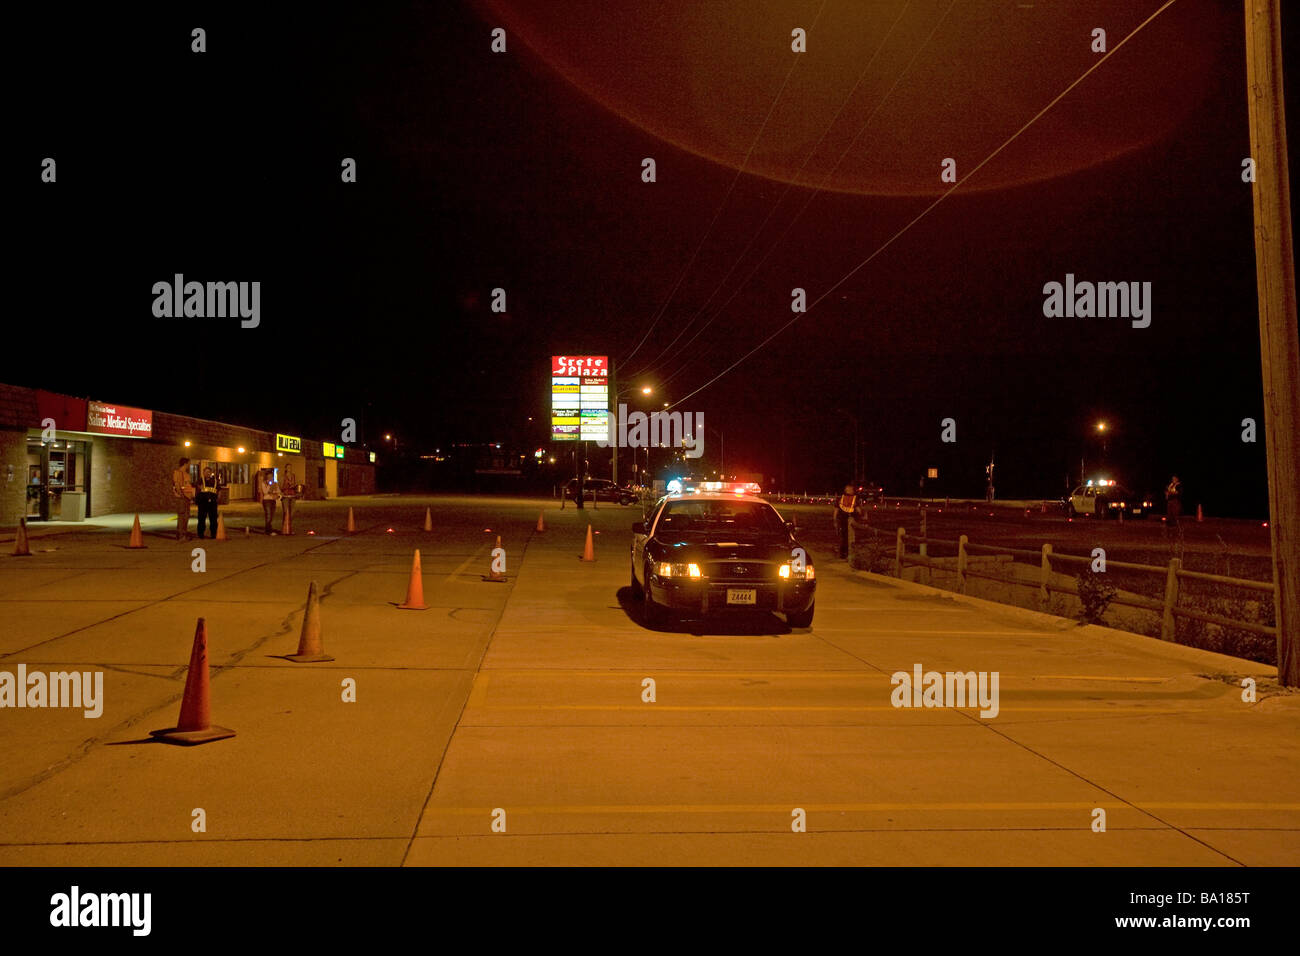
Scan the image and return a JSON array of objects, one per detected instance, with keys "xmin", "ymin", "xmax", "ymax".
[{"xmin": 1, "ymin": 495, "xmax": 1296, "ymax": 866}]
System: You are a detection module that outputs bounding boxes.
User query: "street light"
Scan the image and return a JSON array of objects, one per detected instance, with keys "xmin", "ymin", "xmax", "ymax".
[{"xmin": 1096, "ymin": 420, "xmax": 1110, "ymax": 467}]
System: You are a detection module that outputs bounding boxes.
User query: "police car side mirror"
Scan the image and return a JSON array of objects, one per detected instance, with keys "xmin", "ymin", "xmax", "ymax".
[{"xmin": 632, "ymin": 521, "xmax": 646, "ymax": 535}]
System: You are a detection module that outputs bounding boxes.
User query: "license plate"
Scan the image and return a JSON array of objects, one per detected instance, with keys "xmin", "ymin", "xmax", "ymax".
[{"xmin": 727, "ymin": 589, "xmax": 756, "ymax": 605}]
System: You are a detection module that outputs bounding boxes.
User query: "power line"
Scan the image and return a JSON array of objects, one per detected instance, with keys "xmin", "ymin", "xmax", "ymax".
[
  {"xmin": 618, "ymin": 0, "xmax": 828, "ymax": 368},
  {"xmin": 639, "ymin": 0, "xmax": 956, "ymax": 387},
  {"xmin": 626, "ymin": 1, "xmax": 915, "ymax": 382},
  {"xmin": 664, "ymin": 0, "xmax": 1182, "ymax": 411}
]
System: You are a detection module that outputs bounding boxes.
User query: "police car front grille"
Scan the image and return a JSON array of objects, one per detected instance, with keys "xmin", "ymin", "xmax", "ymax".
[{"xmin": 706, "ymin": 562, "xmax": 774, "ymax": 581}]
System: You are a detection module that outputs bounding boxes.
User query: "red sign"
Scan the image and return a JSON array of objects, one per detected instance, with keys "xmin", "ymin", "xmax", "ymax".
[
  {"xmin": 34, "ymin": 390, "xmax": 88, "ymax": 432},
  {"xmin": 552, "ymin": 355, "xmax": 608, "ymax": 377},
  {"xmin": 86, "ymin": 400, "xmax": 153, "ymax": 438}
]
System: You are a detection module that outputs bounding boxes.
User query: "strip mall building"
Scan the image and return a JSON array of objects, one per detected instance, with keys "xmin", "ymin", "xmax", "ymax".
[{"xmin": 0, "ymin": 383, "xmax": 375, "ymax": 525}]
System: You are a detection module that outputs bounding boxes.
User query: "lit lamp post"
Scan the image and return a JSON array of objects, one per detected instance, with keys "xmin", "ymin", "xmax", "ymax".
[{"xmin": 612, "ymin": 384, "xmax": 657, "ymax": 487}]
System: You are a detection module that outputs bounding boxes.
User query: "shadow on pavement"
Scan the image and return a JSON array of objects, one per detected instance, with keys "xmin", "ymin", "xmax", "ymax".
[{"xmin": 614, "ymin": 586, "xmax": 794, "ymax": 636}]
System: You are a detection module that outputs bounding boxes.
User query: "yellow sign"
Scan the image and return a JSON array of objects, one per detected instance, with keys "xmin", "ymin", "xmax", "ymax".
[{"xmin": 276, "ymin": 433, "xmax": 302, "ymax": 454}]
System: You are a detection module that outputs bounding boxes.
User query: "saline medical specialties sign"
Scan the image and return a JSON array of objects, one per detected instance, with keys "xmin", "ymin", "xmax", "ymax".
[
  {"xmin": 550, "ymin": 355, "xmax": 609, "ymax": 442},
  {"xmin": 86, "ymin": 401, "xmax": 153, "ymax": 439}
]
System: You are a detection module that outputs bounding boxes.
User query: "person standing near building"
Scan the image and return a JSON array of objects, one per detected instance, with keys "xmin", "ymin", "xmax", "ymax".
[
  {"xmin": 281, "ymin": 463, "xmax": 298, "ymax": 528},
  {"xmin": 834, "ymin": 483, "xmax": 859, "ymax": 559},
  {"xmin": 1165, "ymin": 474, "xmax": 1183, "ymax": 526},
  {"xmin": 196, "ymin": 465, "xmax": 221, "ymax": 539},
  {"xmin": 258, "ymin": 468, "xmax": 281, "ymax": 535},
  {"xmin": 171, "ymin": 457, "xmax": 195, "ymax": 541}
]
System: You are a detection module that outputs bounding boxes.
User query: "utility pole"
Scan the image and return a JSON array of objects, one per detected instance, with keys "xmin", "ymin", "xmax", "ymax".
[
  {"xmin": 1245, "ymin": 0, "xmax": 1299, "ymax": 684},
  {"xmin": 610, "ymin": 361, "xmax": 618, "ymax": 487}
]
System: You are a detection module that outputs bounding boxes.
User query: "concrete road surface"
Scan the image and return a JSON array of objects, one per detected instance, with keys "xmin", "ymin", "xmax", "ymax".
[{"xmin": 0, "ymin": 495, "xmax": 1295, "ymax": 866}]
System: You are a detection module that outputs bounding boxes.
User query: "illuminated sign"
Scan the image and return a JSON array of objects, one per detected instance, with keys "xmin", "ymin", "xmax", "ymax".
[
  {"xmin": 335, "ymin": 444, "xmax": 345, "ymax": 459},
  {"xmin": 276, "ymin": 433, "xmax": 302, "ymax": 454},
  {"xmin": 323, "ymin": 442, "xmax": 336, "ymax": 458},
  {"xmin": 927, "ymin": 468, "xmax": 939, "ymax": 479},
  {"xmin": 551, "ymin": 355, "xmax": 608, "ymax": 442},
  {"xmin": 86, "ymin": 401, "xmax": 153, "ymax": 439},
  {"xmin": 369, "ymin": 451, "xmax": 376, "ymax": 463}
]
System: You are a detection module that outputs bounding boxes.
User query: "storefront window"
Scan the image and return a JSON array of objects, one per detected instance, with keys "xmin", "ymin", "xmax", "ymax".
[{"xmin": 25, "ymin": 438, "xmax": 89, "ymax": 521}]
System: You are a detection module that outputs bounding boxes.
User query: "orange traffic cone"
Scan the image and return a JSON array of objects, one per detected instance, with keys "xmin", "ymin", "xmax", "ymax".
[
  {"xmin": 286, "ymin": 581, "xmax": 333, "ymax": 662},
  {"xmin": 12, "ymin": 517, "xmax": 31, "ymax": 556},
  {"xmin": 397, "ymin": 549, "xmax": 428, "ymax": 610},
  {"xmin": 423, "ymin": 507, "xmax": 433, "ymax": 532},
  {"xmin": 1197, "ymin": 504, "xmax": 1204, "ymax": 523},
  {"xmin": 128, "ymin": 514, "xmax": 146, "ymax": 549},
  {"xmin": 485, "ymin": 535, "xmax": 507, "ymax": 582},
  {"xmin": 346, "ymin": 507, "xmax": 356, "ymax": 533},
  {"xmin": 536, "ymin": 511, "xmax": 546, "ymax": 532},
  {"xmin": 215, "ymin": 514, "xmax": 228, "ymax": 541},
  {"xmin": 580, "ymin": 524, "xmax": 595, "ymax": 561},
  {"xmin": 150, "ymin": 618, "xmax": 236, "ymax": 745},
  {"xmin": 281, "ymin": 505, "xmax": 293, "ymax": 536}
]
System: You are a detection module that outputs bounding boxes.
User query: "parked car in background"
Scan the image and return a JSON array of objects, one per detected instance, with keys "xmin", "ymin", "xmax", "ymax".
[{"xmin": 565, "ymin": 478, "xmax": 637, "ymax": 506}]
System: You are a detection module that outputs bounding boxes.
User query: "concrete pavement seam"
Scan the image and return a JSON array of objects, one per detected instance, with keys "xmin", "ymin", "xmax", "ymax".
[{"xmin": 399, "ymin": 530, "xmax": 534, "ymax": 866}]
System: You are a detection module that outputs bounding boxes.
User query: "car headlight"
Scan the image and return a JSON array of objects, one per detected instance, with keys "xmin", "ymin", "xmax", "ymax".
[{"xmin": 656, "ymin": 562, "xmax": 703, "ymax": 578}]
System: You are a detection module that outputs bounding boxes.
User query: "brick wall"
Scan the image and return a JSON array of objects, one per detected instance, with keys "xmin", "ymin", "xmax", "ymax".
[
  {"xmin": 0, "ymin": 430, "xmax": 31, "ymax": 527},
  {"xmin": 91, "ymin": 438, "xmax": 181, "ymax": 517}
]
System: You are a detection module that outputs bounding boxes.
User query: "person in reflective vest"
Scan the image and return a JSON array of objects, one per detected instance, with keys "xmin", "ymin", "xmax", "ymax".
[
  {"xmin": 196, "ymin": 465, "xmax": 221, "ymax": 539},
  {"xmin": 835, "ymin": 484, "xmax": 859, "ymax": 559}
]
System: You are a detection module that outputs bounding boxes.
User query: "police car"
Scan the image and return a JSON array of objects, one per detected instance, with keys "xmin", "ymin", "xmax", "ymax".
[
  {"xmin": 1066, "ymin": 479, "xmax": 1153, "ymax": 519},
  {"xmin": 630, "ymin": 491, "xmax": 815, "ymax": 629}
]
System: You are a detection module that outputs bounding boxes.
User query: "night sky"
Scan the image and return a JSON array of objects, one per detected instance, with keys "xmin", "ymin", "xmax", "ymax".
[{"xmin": 11, "ymin": 1, "xmax": 1299, "ymax": 514}]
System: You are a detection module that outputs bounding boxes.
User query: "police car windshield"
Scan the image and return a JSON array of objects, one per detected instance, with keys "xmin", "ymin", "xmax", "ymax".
[{"xmin": 657, "ymin": 499, "xmax": 785, "ymax": 536}]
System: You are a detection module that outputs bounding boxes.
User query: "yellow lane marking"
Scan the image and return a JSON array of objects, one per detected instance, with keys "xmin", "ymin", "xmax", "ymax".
[
  {"xmin": 469, "ymin": 670, "xmax": 1169, "ymax": 682},
  {"xmin": 444, "ymin": 546, "xmax": 488, "ymax": 585},
  {"xmin": 466, "ymin": 672, "xmax": 491, "ymax": 709},
  {"xmin": 470, "ymin": 704, "xmax": 1193, "ymax": 713},
  {"xmin": 421, "ymin": 802, "xmax": 1300, "ymax": 815},
  {"xmin": 814, "ymin": 629, "xmax": 1062, "ymax": 635}
]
